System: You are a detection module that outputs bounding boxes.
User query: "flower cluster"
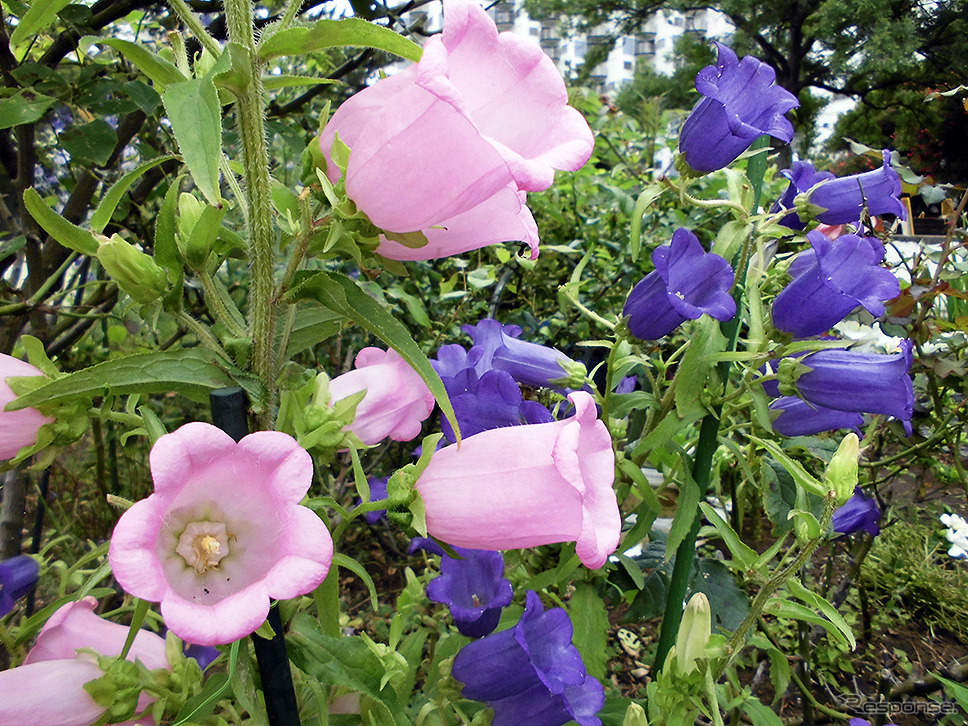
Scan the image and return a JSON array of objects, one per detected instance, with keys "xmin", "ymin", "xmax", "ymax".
[{"xmin": 432, "ymin": 318, "xmax": 579, "ymax": 442}]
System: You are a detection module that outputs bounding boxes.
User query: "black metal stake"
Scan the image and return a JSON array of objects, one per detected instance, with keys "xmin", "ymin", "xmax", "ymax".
[{"xmin": 209, "ymin": 387, "xmax": 301, "ymax": 726}]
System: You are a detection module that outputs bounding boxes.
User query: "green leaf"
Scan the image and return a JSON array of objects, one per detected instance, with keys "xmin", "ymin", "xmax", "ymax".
[
  {"xmin": 7, "ymin": 348, "xmax": 238, "ymax": 410},
  {"xmin": 935, "ymin": 674, "xmax": 968, "ymax": 714},
  {"xmin": 82, "ymin": 37, "xmax": 186, "ymax": 88},
  {"xmin": 90, "ymin": 156, "xmax": 177, "ymax": 233},
  {"xmin": 155, "ymin": 178, "xmax": 185, "ymax": 311},
  {"xmin": 332, "ymin": 553, "xmax": 379, "ymax": 612},
  {"xmin": 751, "ymin": 436, "xmax": 827, "ymax": 499},
  {"xmin": 0, "ymin": 90, "xmax": 57, "ymax": 130},
  {"xmin": 288, "ymin": 614, "xmax": 407, "ymax": 726},
  {"xmin": 259, "ymin": 18, "xmax": 422, "ymax": 62},
  {"xmin": 10, "ymin": 0, "xmax": 72, "ymax": 49},
  {"xmin": 698, "ymin": 502, "xmax": 757, "ymax": 570},
  {"xmin": 284, "ymin": 271, "xmax": 458, "ymax": 439},
  {"xmin": 786, "ymin": 578, "xmax": 855, "ymax": 650},
  {"xmin": 60, "ymin": 120, "xmax": 118, "ymax": 166},
  {"xmin": 665, "ymin": 470, "xmax": 700, "ymax": 562},
  {"xmin": 675, "ymin": 317, "xmax": 726, "ymax": 416},
  {"xmin": 161, "ymin": 77, "xmax": 223, "ymax": 206},
  {"xmin": 283, "ymin": 306, "xmax": 347, "ymax": 357},
  {"xmin": 263, "ymin": 74, "xmax": 338, "ymax": 91},
  {"xmin": 767, "ymin": 600, "xmax": 850, "ymax": 650},
  {"xmin": 23, "ymin": 188, "xmax": 99, "ymax": 255},
  {"xmin": 628, "ymin": 183, "xmax": 664, "ymax": 262},
  {"xmin": 740, "ymin": 697, "xmax": 785, "ymax": 726},
  {"xmin": 568, "ymin": 584, "xmax": 610, "ymax": 681}
]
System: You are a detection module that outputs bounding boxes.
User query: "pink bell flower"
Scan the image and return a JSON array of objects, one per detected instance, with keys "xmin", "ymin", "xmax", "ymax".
[
  {"xmin": 109, "ymin": 423, "xmax": 333, "ymax": 646},
  {"xmin": 24, "ymin": 596, "xmax": 169, "ymax": 670},
  {"xmin": 319, "ymin": 0, "xmax": 593, "ymax": 261},
  {"xmin": 329, "ymin": 347, "xmax": 435, "ymax": 446},
  {"xmin": 415, "ymin": 391, "xmax": 619, "ymax": 569},
  {"xmin": 0, "ymin": 658, "xmax": 108, "ymax": 726},
  {"xmin": 0, "ymin": 352, "xmax": 53, "ymax": 460},
  {"xmin": 0, "ymin": 597, "xmax": 171, "ymax": 726}
]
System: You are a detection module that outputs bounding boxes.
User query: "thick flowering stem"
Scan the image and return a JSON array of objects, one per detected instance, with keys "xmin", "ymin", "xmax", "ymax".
[{"xmin": 224, "ymin": 0, "xmax": 276, "ymax": 429}]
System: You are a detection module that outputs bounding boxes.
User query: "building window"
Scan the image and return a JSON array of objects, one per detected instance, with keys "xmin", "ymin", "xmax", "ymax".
[{"xmin": 624, "ymin": 60, "xmax": 633, "ymax": 70}]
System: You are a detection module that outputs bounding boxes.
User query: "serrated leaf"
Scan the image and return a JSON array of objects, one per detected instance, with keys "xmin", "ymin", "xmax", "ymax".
[
  {"xmin": 786, "ymin": 578, "xmax": 855, "ymax": 650},
  {"xmin": 568, "ymin": 584, "xmax": 610, "ymax": 681},
  {"xmin": 665, "ymin": 470, "xmax": 700, "ymax": 562},
  {"xmin": 161, "ymin": 77, "xmax": 222, "ymax": 206},
  {"xmin": 675, "ymin": 317, "xmax": 725, "ymax": 416},
  {"xmin": 7, "ymin": 348, "xmax": 239, "ymax": 410},
  {"xmin": 82, "ymin": 37, "xmax": 186, "ymax": 89},
  {"xmin": 284, "ymin": 270, "xmax": 458, "ymax": 439},
  {"xmin": 10, "ymin": 0, "xmax": 72, "ymax": 49},
  {"xmin": 23, "ymin": 188, "xmax": 99, "ymax": 255},
  {"xmin": 288, "ymin": 614, "xmax": 407, "ymax": 726},
  {"xmin": 767, "ymin": 600, "xmax": 850, "ymax": 650},
  {"xmin": 259, "ymin": 17, "xmax": 422, "ymax": 62},
  {"xmin": 90, "ymin": 155, "xmax": 177, "ymax": 232},
  {"xmin": 282, "ymin": 306, "xmax": 346, "ymax": 357}
]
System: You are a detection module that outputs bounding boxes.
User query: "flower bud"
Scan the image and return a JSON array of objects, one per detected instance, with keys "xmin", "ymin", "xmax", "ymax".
[
  {"xmin": 674, "ymin": 592, "xmax": 711, "ymax": 674},
  {"xmin": 826, "ymin": 433, "xmax": 860, "ymax": 504},
  {"xmin": 96, "ymin": 234, "xmax": 169, "ymax": 304},
  {"xmin": 622, "ymin": 702, "xmax": 650, "ymax": 726}
]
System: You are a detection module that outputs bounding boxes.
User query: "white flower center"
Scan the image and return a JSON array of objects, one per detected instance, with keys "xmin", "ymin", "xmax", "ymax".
[{"xmin": 176, "ymin": 521, "xmax": 230, "ymax": 575}]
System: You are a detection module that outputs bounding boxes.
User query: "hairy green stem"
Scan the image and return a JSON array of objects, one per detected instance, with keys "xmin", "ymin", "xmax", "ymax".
[
  {"xmin": 167, "ymin": 0, "xmax": 223, "ymax": 57},
  {"xmin": 224, "ymin": 0, "xmax": 277, "ymax": 429}
]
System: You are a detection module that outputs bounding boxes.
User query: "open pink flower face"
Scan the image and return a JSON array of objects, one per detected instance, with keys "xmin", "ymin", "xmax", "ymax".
[
  {"xmin": 109, "ymin": 423, "xmax": 333, "ymax": 646},
  {"xmin": 320, "ymin": 0, "xmax": 593, "ymax": 261}
]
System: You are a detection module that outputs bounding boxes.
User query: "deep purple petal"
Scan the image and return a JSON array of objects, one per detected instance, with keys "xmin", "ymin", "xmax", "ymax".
[
  {"xmin": 769, "ymin": 397, "xmax": 864, "ymax": 437},
  {"xmin": 796, "ymin": 341, "xmax": 913, "ymax": 430},
  {"xmin": 0, "ymin": 555, "xmax": 39, "ymax": 616},
  {"xmin": 805, "ymin": 150, "xmax": 906, "ymax": 224},
  {"xmin": 515, "ymin": 591, "xmax": 585, "ymax": 693},
  {"xmin": 833, "ymin": 488, "xmax": 881, "ymax": 536},
  {"xmin": 680, "ymin": 43, "xmax": 798, "ymax": 172},
  {"xmin": 623, "ymin": 270, "xmax": 686, "ymax": 340}
]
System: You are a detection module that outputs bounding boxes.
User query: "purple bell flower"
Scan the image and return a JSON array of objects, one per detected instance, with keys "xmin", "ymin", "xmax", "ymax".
[
  {"xmin": 361, "ymin": 476, "xmax": 389, "ymax": 524},
  {"xmin": 795, "ymin": 150, "xmax": 906, "ymax": 225},
  {"xmin": 790, "ymin": 341, "xmax": 914, "ymax": 434},
  {"xmin": 426, "ymin": 547, "xmax": 513, "ymax": 638},
  {"xmin": 440, "ymin": 369, "xmax": 554, "ymax": 443},
  {"xmin": 771, "ymin": 161, "xmax": 836, "ymax": 229},
  {"xmin": 433, "ymin": 343, "xmax": 484, "ymax": 380},
  {"xmin": 678, "ymin": 43, "xmax": 799, "ymax": 173},
  {"xmin": 772, "ymin": 231, "xmax": 900, "ymax": 338},
  {"xmin": 452, "ymin": 590, "xmax": 604, "ymax": 726},
  {"xmin": 832, "ymin": 488, "xmax": 881, "ymax": 536},
  {"xmin": 462, "ymin": 319, "xmax": 577, "ymax": 388},
  {"xmin": 623, "ymin": 228, "xmax": 736, "ymax": 340},
  {"xmin": 0, "ymin": 555, "xmax": 40, "ymax": 616},
  {"xmin": 769, "ymin": 397, "xmax": 864, "ymax": 437}
]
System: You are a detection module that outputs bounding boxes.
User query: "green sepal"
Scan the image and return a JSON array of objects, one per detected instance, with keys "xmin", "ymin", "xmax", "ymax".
[{"xmin": 385, "ymin": 433, "xmax": 442, "ymax": 537}]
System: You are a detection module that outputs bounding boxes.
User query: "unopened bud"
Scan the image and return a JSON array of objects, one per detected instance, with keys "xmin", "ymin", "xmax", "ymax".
[
  {"xmin": 675, "ymin": 592, "xmax": 711, "ymax": 674},
  {"xmin": 622, "ymin": 702, "xmax": 650, "ymax": 726},
  {"xmin": 826, "ymin": 433, "xmax": 860, "ymax": 504},
  {"xmin": 97, "ymin": 234, "xmax": 168, "ymax": 304}
]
